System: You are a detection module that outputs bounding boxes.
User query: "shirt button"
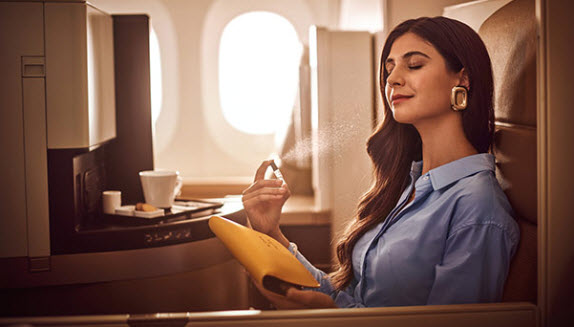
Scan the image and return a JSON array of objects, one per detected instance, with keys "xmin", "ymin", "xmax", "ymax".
[{"xmin": 423, "ymin": 176, "xmax": 429, "ymax": 181}]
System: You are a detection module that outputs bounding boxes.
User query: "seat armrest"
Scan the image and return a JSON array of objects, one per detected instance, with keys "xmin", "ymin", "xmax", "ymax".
[
  {"xmin": 0, "ymin": 302, "xmax": 536, "ymax": 326},
  {"xmin": 183, "ymin": 302, "xmax": 537, "ymax": 327}
]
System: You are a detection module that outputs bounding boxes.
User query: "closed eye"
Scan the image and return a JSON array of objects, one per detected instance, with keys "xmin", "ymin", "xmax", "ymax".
[{"xmin": 409, "ymin": 65, "xmax": 422, "ymax": 70}]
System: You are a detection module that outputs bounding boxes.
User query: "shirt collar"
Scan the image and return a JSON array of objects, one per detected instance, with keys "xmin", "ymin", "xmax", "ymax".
[{"xmin": 411, "ymin": 153, "xmax": 495, "ymax": 191}]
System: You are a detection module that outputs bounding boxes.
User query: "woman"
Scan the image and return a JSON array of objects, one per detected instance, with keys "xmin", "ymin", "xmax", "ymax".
[{"xmin": 242, "ymin": 16, "xmax": 519, "ymax": 309}]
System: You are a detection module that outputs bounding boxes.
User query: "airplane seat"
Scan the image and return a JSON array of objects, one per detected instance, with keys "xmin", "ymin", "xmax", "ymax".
[{"xmin": 478, "ymin": 0, "xmax": 537, "ymax": 303}]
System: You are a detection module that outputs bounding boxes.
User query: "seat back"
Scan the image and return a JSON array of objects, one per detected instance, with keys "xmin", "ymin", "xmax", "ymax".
[{"xmin": 479, "ymin": 0, "xmax": 537, "ymax": 303}]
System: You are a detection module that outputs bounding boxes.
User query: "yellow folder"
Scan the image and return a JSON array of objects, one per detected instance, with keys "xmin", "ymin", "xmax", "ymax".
[{"xmin": 208, "ymin": 216, "xmax": 320, "ymax": 295}]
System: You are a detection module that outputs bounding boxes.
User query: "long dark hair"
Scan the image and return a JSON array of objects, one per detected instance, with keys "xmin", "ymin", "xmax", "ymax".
[{"xmin": 329, "ymin": 16, "xmax": 495, "ymax": 290}]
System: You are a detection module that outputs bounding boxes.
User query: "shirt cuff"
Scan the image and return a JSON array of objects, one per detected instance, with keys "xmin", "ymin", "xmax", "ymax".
[{"xmin": 288, "ymin": 242, "xmax": 298, "ymax": 256}]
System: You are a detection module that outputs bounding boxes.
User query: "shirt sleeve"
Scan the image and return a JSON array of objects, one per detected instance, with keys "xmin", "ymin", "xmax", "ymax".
[
  {"xmin": 290, "ymin": 243, "xmax": 363, "ymax": 308},
  {"xmin": 426, "ymin": 222, "xmax": 518, "ymax": 305}
]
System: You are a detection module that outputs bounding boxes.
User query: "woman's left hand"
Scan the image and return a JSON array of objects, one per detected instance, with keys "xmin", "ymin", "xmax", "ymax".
[
  {"xmin": 256, "ymin": 283, "xmax": 338, "ymax": 309},
  {"xmin": 284, "ymin": 288, "xmax": 338, "ymax": 309}
]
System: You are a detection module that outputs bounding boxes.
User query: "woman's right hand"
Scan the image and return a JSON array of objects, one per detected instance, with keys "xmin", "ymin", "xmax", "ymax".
[{"xmin": 242, "ymin": 160, "xmax": 291, "ymax": 238}]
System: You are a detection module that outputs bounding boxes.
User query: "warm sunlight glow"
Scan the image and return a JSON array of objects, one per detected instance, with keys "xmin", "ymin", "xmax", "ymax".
[
  {"xmin": 150, "ymin": 27, "xmax": 162, "ymax": 126},
  {"xmin": 219, "ymin": 11, "xmax": 302, "ymax": 135}
]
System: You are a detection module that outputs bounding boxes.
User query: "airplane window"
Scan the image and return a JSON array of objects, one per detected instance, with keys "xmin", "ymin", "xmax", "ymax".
[
  {"xmin": 150, "ymin": 26, "xmax": 162, "ymax": 128},
  {"xmin": 219, "ymin": 11, "xmax": 302, "ymax": 135}
]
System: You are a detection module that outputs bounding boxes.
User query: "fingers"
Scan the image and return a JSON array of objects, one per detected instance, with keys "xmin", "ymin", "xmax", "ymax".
[
  {"xmin": 242, "ymin": 196, "xmax": 283, "ymax": 210},
  {"xmin": 242, "ymin": 186, "xmax": 288, "ymax": 202},
  {"xmin": 242, "ymin": 179, "xmax": 283, "ymax": 195},
  {"xmin": 254, "ymin": 160, "xmax": 273, "ymax": 182},
  {"xmin": 285, "ymin": 288, "xmax": 337, "ymax": 309},
  {"xmin": 242, "ymin": 161, "xmax": 290, "ymax": 213},
  {"xmin": 281, "ymin": 183, "xmax": 292, "ymax": 200},
  {"xmin": 284, "ymin": 288, "xmax": 313, "ymax": 308}
]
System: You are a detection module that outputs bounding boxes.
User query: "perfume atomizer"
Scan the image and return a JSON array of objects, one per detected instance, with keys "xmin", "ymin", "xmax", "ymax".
[{"xmin": 269, "ymin": 160, "xmax": 285, "ymax": 182}]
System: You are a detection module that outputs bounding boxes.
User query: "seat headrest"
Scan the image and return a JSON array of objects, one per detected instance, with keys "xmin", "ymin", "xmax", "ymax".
[{"xmin": 479, "ymin": 0, "xmax": 537, "ymax": 127}]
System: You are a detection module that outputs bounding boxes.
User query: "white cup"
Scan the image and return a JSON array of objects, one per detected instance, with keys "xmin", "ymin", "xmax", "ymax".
[
  {"xmin": 139, "ymin": 170, "xmax": 183, "ymax": 208},
  {"xmin": 102, "ymin": 190, "xmax": 121, "ymax": 214}
]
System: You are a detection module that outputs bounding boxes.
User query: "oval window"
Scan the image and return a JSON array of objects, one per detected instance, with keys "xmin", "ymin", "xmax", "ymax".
[{"xmin": 219, "ymin": 11, "xmax": 302, "ymax": 135}]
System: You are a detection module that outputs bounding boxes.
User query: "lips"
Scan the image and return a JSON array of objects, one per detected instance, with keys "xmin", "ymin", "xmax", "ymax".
[{"xmin": 391, "ymin": 94, "xmax": 413, "ymax": 105}]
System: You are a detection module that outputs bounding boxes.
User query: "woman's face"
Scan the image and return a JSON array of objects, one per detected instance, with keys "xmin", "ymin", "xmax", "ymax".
[{"xmin": 384, "ymin": 32, "xmax": 463, "ymax": 125}]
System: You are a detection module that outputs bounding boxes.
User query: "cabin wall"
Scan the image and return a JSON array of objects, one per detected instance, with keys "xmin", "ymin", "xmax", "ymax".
[
  {"xmin": 386, "ymin": 0, "xmax": 472, "ymax": 30},
  {"xmin": 92, "ymin": 0, "xmax": 341, "ymax": 180},
  {"xmin": 91, "ymin": 0, "xmax": 477, "ymax": 181}
]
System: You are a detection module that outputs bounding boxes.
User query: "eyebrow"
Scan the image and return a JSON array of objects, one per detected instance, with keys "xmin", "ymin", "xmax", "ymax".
[{"xmin": 385, "ymin": 51, "xmax": 431, "ymax": 65}]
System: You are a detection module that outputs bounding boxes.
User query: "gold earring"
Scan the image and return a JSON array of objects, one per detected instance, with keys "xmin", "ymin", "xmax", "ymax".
[{"xmin": 451, "ymin": 86, "xmax": 468, "ymax": 111}]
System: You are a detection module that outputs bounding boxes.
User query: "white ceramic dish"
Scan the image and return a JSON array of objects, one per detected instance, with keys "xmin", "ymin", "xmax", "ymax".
[
  {"xmin": 115, "ymin": 205, "xmax": 136, "ymax": 216},
  {"xmin": 133, "ymin": 209, "xmax": 165, "ymax": 218}
]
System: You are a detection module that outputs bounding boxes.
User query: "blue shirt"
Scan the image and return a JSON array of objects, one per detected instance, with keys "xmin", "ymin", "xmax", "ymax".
[{"xmin": 292, "ymin": 153, "xmax": 519, "ymax": 307}]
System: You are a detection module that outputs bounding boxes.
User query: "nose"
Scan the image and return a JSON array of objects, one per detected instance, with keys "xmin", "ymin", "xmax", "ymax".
[{"xmin": 386, "ymin": 68, "xmax": 404, "ymax": 87}]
